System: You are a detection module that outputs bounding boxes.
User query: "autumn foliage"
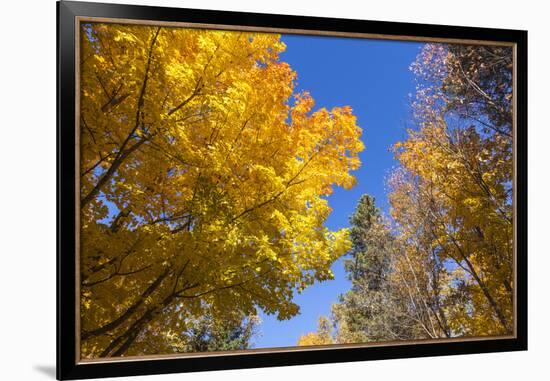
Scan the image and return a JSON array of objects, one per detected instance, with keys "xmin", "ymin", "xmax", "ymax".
[
  {"xmin": 298, "ymin": 43, "xmax": 514, "ymax": 344},
  {"xmin": 79, "ymin": 23, "xmax": 363, "ymax": 358},
  {"xmin": 79, "ymin": 20, "xmax": 513, "ymax": 356}
]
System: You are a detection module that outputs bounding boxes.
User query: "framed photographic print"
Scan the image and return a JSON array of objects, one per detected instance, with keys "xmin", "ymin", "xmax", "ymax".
[{"xmin": 57, "ymin": 1, "xmax": 527, "ymax": 379}]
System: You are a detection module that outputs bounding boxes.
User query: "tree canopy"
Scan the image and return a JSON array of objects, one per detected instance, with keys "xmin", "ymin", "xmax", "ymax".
[{"xmin": 79, "ymin": 23, "xmax": 363, "ymax": 358}]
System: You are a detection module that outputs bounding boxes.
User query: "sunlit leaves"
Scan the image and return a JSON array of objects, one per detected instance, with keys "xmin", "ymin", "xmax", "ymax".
[
  {"xmin": 79, "ymin": 23, "xmax": 363, "ymax": 358},
  {"xmin": 299, "ymin": 43, "xmax": 513, "ymax": 346}
]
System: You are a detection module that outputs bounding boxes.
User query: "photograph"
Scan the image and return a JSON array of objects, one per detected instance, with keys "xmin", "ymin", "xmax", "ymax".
[{"xmin": 77, "ymin": 20, "xmax": 515, "ymax": 360}]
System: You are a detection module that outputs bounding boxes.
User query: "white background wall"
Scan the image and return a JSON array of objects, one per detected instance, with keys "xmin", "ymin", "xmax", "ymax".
[{"xmin": 0, "ymin": 0, "xmax": 546, "ymax": 379}]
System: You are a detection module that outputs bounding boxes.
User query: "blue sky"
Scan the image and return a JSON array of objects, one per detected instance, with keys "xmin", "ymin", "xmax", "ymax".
[{"xmin": 252, "ymin": 34, "xmax": 424, "ymax": 349}]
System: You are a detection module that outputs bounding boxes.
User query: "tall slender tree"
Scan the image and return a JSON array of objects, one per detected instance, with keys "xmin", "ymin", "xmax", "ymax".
[{"xmin": 299, "ymin": 42, "xmax": 513, "ymax": 345}]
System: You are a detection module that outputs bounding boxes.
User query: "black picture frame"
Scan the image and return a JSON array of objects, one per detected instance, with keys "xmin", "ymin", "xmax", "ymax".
[{"xmin": 57, "ymin": 1, "xmax": 528, "ymax": 379}]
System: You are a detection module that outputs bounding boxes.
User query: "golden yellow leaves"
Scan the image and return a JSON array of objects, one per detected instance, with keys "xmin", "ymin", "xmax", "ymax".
[
  {"xmin": 79, "ymin": 22, "xmax": 364, "ymax": 357},
  {"xmin": 388, "ymin": 44, "xmax": 513, "ymax": 336},
  {"xmin": 297, "ymin": 316, "xmax": 335, "ymax": 346}
]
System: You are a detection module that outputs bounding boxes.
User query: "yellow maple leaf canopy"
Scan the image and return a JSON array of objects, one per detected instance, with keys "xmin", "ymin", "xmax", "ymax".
[{"xmin": 79, "ymin": 23, "xmax": 363, "ymax": 358}]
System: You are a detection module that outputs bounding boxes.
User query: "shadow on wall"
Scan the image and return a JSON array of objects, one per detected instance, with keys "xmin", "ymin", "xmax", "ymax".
[{"xmin": 34, "ymin": 365, "xmax": 56, "ymax": 379}]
